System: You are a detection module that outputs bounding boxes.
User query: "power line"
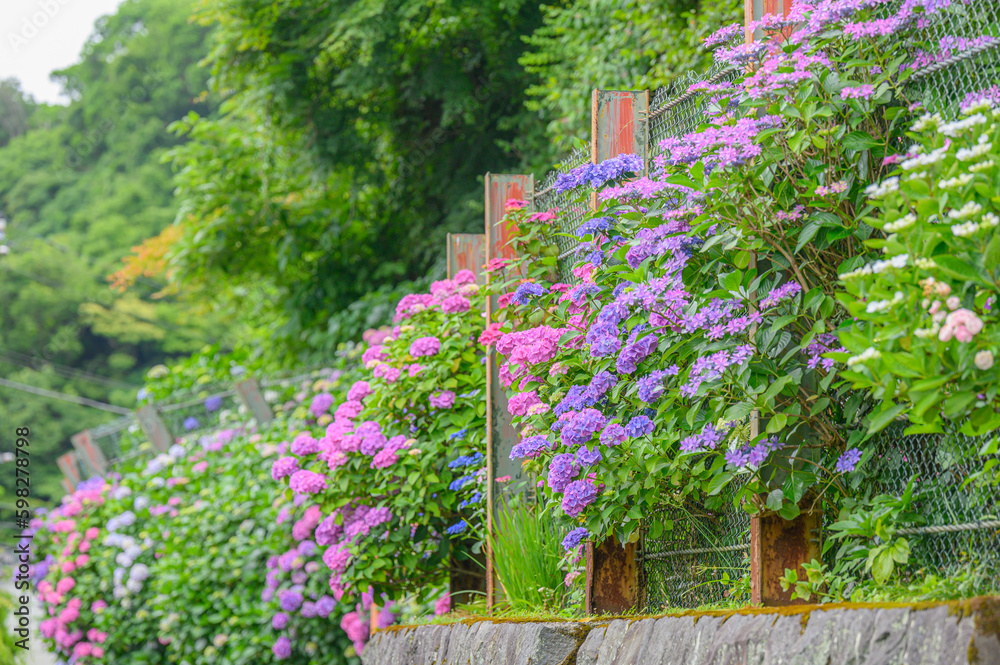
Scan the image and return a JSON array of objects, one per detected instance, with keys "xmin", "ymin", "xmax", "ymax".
[
  {"xmin": 0, "ymin": 348, "xmax": 137, "ymax": 390},
  {"xmin": 0, "ymin": 377, "xmax": 131, "ymax": 415}
]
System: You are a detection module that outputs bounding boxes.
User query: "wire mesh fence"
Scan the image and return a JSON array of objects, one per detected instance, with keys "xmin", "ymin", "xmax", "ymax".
[
  {"xmin": 839, "ymin": 421, "xmax": 1000, "ymax": 583},
  {"xmin": 533, "ymin": 144, "xmax": 592, "ymax": 282},
  {"xmin": 641, "ymin": 483, "xmax": 752, "ymax": 612}
]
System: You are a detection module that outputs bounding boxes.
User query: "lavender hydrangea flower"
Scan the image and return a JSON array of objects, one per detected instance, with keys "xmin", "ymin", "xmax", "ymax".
[
  {"xmin": 600, "ymin": 423, "xmax": 626, "ymax": 446},
  {"xmin": 511, "ymin": 435, "xmax": 551, "ymax": 459},
  {"xmin": 446, "ymin": 520, "xmax": 468, "ymax": 535},
  {"xmin": 183, "ymin": 417, "xmax": 199, "ymax": 431},
  {"xmin": 576, "ymin": 446, "xmax": 602, "ymax": 466},
  {"xmin": 204, "ymin": 395, "xmax": 223, "ymax": 412},
  {"xmin": 562, "ymin": 527, "xmax": 589, "ymax": 551},
  {"xmin": 836, "ymin": 448, "xmax": 863, "ymax": 473},
  {"xmin": 511, "ymin": 283, "xmax": 548, "ymax": 305},
  {"xmin": 624, "ymin": 416, "xmax": 654, "ymax": 438},
  {"xmin": 278, "ymin": 590, "xmax": 303, "ymax": 612},
  {"xmin": 562, "ymin": 480, "xmax": 598, "ymax": 517},
  {"xmin": 548, "ymin": 453, "xmax": 580, "ymax": 492},
  {"xmin": 272, "ymin": 613, "xmax": 289, "ymax": 630},
  {"xmin": 273, "ymin": 636, "xmax": 292, "ymax": 659}
]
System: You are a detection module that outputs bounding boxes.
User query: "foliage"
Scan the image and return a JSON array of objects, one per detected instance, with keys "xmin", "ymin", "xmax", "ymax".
[
  {"xmin": 0, "ymin": 0, "xmax": 223, "ymax": 502},
  {"xmin": 486, "ymin": 498, "xmax": 573, "ymax": 611},
  {"xmin": 28, "ymin": 375, "xmax": 365, "ymax": 664},
  {"xmin": 519, "ymin": 0, "xmax": 741, "ymax": 159},
  {"xmin": 839, "ymin": 99, "xmax": 1000, "ymax": 437},
  {"xmin": 271, "ymin": 273, "xmax": 488, "ymax": 606},
  {"xmin": 481, "ymin": 0, "xmax": 999, "ymax": 597},
  {"xmin": 0, "ymin": 586, "xmax": 24, "ymax": 664}
]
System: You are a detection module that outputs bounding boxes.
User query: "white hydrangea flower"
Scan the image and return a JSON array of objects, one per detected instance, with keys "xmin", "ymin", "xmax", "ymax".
[
  {"xmin": 969, "ymin": 159, "xmax": 995, "ymax": 173},
  {"xmin": 910, "ymin": 113, "xmax": 942, "ymax": 132},
  {"xmin": 982, "ymin": 212, "xmax": 1000, "ymax": 228},
  {"xmin": 865, "ymin": 177, "xmax": 900, "ymax": 199},
  {"xmin": 939, "ymin": 113, "xmax": 987, "ymax": 137},
  {"xmin": 865, "ymin": 291, "xmax": 905, "ymax": 314},
  {"xmin": 938, "ymin": 174, "xmax": 973, "ymax": 189},
  {"xmin": 914, "ymin": 257, "xmax": 937, "ymax": 270},
  {"xmin": 957, "ymin": 142, "xmax": 992, "ymax": 162},
  {"xmin": 884, "ymin": 213, "xmax": 916, "ymax": 232},
  {"xmin": 839, "ymin": 254, "xmax": 908, "ymax": 280},
  {"xmin": 948, "ymin": 201, "xmax": 983, "ymax": 220},
  {"xmin": 901, "ymin": 146, "xmax": 948, "ymax": 171},
  {"xmin": 951, "ymin": 221, "xmax": 979, "ymax": 237},
  {"xmin": 847, "ymin": 347, "xmax": 881, "ymax": 367}
]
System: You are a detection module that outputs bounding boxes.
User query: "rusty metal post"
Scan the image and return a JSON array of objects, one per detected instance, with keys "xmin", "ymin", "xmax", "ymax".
[
  {"xmin": 750, "ymin": 503, "xmax": 823, "ymax": 605},
  {"xmin": 369, "ymin": 603, "xmax": 378, "ymax": 637},
  {"xmin": 746, "ymin": 0, "xmax": 794, "ymax": 43},
  {"xmin": 584, "ymin": 90, "xmax": 649, "ymax": 614},
  {"xmin": 57, "ymin": 452, "xmax": 82, "ymax": 488},
  {"xmin": 585, "ymin": 539, "xmax": 642, "ymax": 615},
  {"xmin": 136, "ymin": 404, "xmax": 173, "ymax": 453},
  {"xmin": 71, "ymin": 430, "xmax": 108, "ymax": 477},
  {"xmin": 446, "ymin": 233, "xmax": 487, "ymax": 284},
  {"xmin": 484, "ymin": 173, "xmax": 534, "ymax": 610},
  {"xmin": 234, "ymin": 378, "xmax": 274, "ymax": 424}
]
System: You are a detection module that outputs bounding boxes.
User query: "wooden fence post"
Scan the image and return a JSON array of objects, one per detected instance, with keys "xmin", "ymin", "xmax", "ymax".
[
  {"xmin": 57, "ymin": 451, "xmax": 82, "ymax": 488},
  {"xmin": 234, "ymin": 378, "xmax": 274, "ymax": 424},
  {"xmin": 585, "ymin": 89, "xmax": 649, "ymax": 615},
  {"xmin": 136, "ymin": 404, "xmax": 174, "ymax": 453},
  {"xmin": 446, "ymin": 233, "xmax": 487, "ymax": 284},
  {"xmin": 484, "ymin": 172, "xmax": 534, "ymax": 610},
  {"xmin": 70, "ymin": 430, "xmax": 108, "ymax": 477}
]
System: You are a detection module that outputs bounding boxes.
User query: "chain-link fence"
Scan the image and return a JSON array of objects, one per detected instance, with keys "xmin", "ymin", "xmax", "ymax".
[
  {"xmin": 841, "ymin": 422, "xmax": 1000, "ymax": 584},
  {"xmin": 533, "ymin": 144, "xmax": 592, "ymax": 282}
]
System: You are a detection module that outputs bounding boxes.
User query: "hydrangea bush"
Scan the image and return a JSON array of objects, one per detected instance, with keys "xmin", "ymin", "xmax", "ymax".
[
  {"xmin": 485, "ymin": 0, "xmax": 998, "ymax": 596},
  {"xmin": 28, "ymin": 387, "xmax": 362, "ymax": 664},
  {"xmin": 270, "ymin": 272, "xmax": 488, "ymax": 608}
]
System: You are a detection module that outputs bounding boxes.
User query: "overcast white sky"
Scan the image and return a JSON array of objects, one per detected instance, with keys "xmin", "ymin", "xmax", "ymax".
[{"xmin": 0, "ymin": 0, "xmax": 128, "ymax": 104}]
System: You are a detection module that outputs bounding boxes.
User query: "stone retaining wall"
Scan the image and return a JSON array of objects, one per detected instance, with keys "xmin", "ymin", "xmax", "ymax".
[{"xmin": 362, "ymin": 598, "xmax": 1000, "ymax": 665}]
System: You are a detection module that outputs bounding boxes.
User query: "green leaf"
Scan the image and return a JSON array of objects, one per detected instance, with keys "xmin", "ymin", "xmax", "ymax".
[
  {"xmin": 766, "ymin": 489, "xmax": 784, "ymax": 512},
  {"xmin": 705, "ymin": 472, "xmax": 733, "ymax": 496},
  {"xmin": 866, "ymin": 403, "xmax": 907, "ymax": 436},
  {"xmin": 841, "ymin": 131, "xmax": 879, "ymax": 152},
  {"xmin": 871, "ymin": 550, "xmax": 894, "ymax": 585},
  {"xmin": 934, "ymin": 256, "xmax": 982, "ymax": 283}
]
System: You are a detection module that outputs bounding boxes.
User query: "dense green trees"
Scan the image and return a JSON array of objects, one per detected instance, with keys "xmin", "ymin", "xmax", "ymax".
[
  {"xmin": 0, "ymin": 0, "xmax": 738, "ymax": 498},
  {"xmin": 0, "ymin": 0, "xmax": 221, "ymax": 501}
]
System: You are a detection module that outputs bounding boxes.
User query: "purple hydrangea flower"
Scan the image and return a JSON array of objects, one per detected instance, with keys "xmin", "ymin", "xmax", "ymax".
[
  {"xmin": 562, "ymin": 480, "xmax": 598, "ymax": 517},
  {"xmin": 271, "ymin": 457, "xmax": 299, "ymax": 481},
  {"xmin": 600, "ymin": 423, "xmax": 626, "ymax": 446},
  {"xmin": 562, "ymin": 527, "xmax": 589, "ymax": 551},
  {"xmin": 278, "ymin": 590, "xmax": 303, "ymax": 612},
  {"xmin": 624, "ymin": 416, "xmax": 654, "ymax": 438},
  {"xmin": 183, "ymin": 417, "xmax": 199, "ymax": 431},
  {"xmin": 576, "ymin": 446, "xmax": 602, "ymax": 467},
  {"xmin": 511, "ymin": 436, "xmax": 550, "ymax": 459},
  {"xmin": 204, "ymin": 395, "xmax": 223, "ymax": 412},
  {"xmin": 836, "ymin": 448, "xmax": 863, "ymax": 473},
  {"xmin": 272, "ymin": 613, "xmax": 289, "ymax": 630},
  {"xmin": 288, "ymin": 470, "xmax": 327, "ymax": 494},
  {"xmin": 429, "ymin": 391, "xmax": 456, "ymax": 409},
  {"xmin": 548, "ymin": 453, "xmax": 579, "ymax": 493},
  {"xmin": 273, "ymin": 636, "xmax": 292, "ymax": 659}
]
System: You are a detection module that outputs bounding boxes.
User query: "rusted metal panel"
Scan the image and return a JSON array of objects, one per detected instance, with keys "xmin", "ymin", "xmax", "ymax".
[
  {"xmin": 235, "ymin": 378, "xmax": 274, "ymax": 424},
  {"xmin": 483, "ymin": 173, "xmax": 533, "ymax": 610},
  {"xmin": 446, "ymin": 233, "xmax": 486, "ymax": 284},
  {"xmin": 484, "ymin": 173, "xmax": 533, "ymax": 266},
  {"xmin": 57, "ymin": 452, "xmax": 81, "ymax": 487},
  {"xmin": 592, "ymin": 90, "xmax": 649, "ymax": 171},
  {"xmin": 750, "ymin": 503, "xmax": 823, "ymax": 606},
  {"xmin": 136, "ymin": 404, "xmax": 173, "ymax": 453},
  {"xmin": 71, "ymin": 430, "xmax": 107, "ymax": 477},
  {"xmin": 747, "ymin": 0, "xmax": 794, "ymax": 42},
  {"xmin": 61, "ymin": 477, "xmax": 75, "ymax": 494},
  {"xmin": 586, "ymin": 539, "xmax": 642, "ymax": 614}
]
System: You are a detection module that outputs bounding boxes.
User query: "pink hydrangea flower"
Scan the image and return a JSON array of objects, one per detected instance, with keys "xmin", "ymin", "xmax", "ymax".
[
  {"xmin": 289, "ymin": 470, "xmax": 328, "ymax": 494},
  {"xmin": 939, "ymin": 309, "xmax": 984, "ymax": 343},
  {"xmin": 429, "ymin": 391, "xmax": 456, "ymax": 409},
  {"xmin": 410, "ymin": 336, "xmax": 441, "ymax": 357}
]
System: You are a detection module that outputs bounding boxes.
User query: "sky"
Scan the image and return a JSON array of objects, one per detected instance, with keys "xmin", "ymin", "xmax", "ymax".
[{"xmin": 0, "ymin": 0, "xmax": 128, "ymax": 104}]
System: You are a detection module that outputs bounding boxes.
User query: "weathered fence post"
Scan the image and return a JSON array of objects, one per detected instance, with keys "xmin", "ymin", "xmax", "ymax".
[
  {"xmin": 234, "ymin": 378, "xmax": 274, "ymax": 424},
  {"xmin": 57, "ymin": 451, "xmax": 82, "ymax": 488},
  {"xmin": 484, "ymin": 172, "xmax": 534, "ymax": 610},
  {"xmin": 585, "ymin": 89, "xmax": 649, "ymax": 615},
  {"xmin": 136, "ymin": 404, "xmax": 174, "ymax": 453},
  {"xmin": 446, "ymin": 233, "xmax": 486, "ymax": 284},
  {"xmin": 70, "ymin": 430, "xmax": 108, "ymax": 477}
]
